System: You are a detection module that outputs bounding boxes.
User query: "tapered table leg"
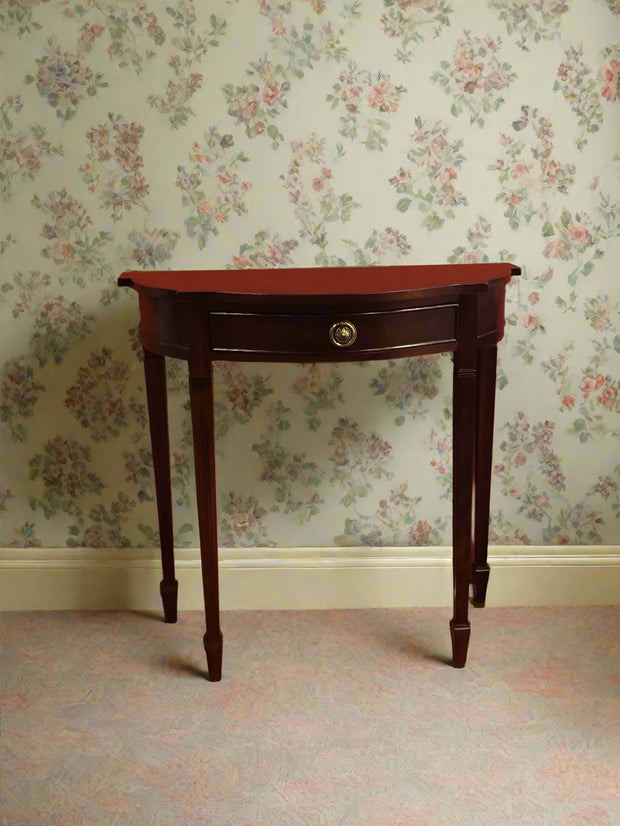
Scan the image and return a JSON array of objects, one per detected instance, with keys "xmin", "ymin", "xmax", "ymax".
[
  {"xmin": 143, "ymin": 349, "xmax": 178, "ymax": 623},
  {"xmin": 450, "ymin": 295, "xmax": 477, "ymax": 668},
  {"xmin": 188, "ymin": 367, "xmax": 223, "ymax": 682},
  {"xmin": 472, "ymin": 345, "xmax": 497, "ymax": 608}
]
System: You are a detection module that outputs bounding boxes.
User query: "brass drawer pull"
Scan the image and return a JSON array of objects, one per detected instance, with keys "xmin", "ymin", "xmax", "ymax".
[{"xmin": 329, "ymin": 320, "xmax": 357, "ymax": 348}]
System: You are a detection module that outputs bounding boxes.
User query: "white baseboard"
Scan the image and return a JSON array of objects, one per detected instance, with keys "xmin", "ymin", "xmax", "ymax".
[{"xmin": 1, "ymin": 546, "xmax": 619, "ymax": 611}]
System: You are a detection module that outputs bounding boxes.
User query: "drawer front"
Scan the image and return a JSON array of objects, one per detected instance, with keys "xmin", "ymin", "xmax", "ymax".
[{"xmin": 209, "ymin": 304, "xmax": 457, "ymax": 358}]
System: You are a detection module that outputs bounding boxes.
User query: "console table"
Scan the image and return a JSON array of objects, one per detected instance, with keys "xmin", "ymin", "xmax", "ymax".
[{"xmin": 119, "ymin": 263, "xmax": 519, "ymax": 680}]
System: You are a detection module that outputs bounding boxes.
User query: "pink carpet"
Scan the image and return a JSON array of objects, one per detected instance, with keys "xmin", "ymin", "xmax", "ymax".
[{"xmin": 2, "ymin": 607, "xmax": 619, "ymax": 825}]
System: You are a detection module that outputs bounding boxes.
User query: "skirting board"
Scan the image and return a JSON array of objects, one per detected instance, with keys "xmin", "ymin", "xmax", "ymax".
[{"xmin": 0, "ymin": 546, "xmax": 619, "ymax": 611}]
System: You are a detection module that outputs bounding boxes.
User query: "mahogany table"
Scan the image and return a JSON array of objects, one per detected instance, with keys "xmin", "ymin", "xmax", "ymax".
[{"xmin": 119, "ymin": 263, "xmax": 519, "ymax": 680}]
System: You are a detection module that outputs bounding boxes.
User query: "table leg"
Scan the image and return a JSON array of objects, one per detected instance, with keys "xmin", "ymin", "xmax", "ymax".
[
  {"xmin": 450, "ymin": 297, "xmax": 477, "ymax": 668},
  {"xmin": 188, "ymin": 367, "xmax": 223, "ymax": 682},
  {"xmin": 472, "ymin": 345, "xmax": 497, "ymax": 607},
  {"xmin": 143, "ymin": 349, "xmax": 177, "ymax": 623}
]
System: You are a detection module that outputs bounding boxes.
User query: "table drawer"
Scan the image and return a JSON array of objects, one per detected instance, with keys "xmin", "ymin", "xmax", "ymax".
[{"xmin": 209, "ymin": 304, "xmax": 457, "ymax": 358}]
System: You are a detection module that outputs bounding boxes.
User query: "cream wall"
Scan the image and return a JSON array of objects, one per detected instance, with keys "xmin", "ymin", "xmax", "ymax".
[{"xmin": 1, "ymin": 1, "xmax": 619, "ymax": 580}]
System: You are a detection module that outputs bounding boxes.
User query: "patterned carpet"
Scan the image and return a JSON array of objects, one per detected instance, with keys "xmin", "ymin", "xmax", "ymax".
[{"xmin": 2, "ymin": 607, "xmax": 619, "ymax": 825}]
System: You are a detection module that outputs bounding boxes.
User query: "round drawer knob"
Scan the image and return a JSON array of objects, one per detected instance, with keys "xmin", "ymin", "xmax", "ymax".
[{"xmin": 329, "ymin": 320, "xmax": 357, "ymax": 348}]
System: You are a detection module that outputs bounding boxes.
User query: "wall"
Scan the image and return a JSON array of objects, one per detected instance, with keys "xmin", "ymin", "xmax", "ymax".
[{"xmin": 1, "ymin": 0, "xmax": 619, "ymax": 560}]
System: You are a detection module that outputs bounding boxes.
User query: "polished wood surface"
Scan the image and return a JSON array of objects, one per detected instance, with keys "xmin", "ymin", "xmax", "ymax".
[
  {"xmin": 119, "ymin": 263, "xmax": 518, "ymax": 680},
  {"xmin": 119, "ymin": 262, "xmax": 517, "ymax": 296}
]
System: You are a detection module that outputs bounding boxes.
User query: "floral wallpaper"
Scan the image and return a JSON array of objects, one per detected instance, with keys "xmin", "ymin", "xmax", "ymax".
[{"xmin": 1, "ymin": 0, "xmax": 618, "ymax": 552}]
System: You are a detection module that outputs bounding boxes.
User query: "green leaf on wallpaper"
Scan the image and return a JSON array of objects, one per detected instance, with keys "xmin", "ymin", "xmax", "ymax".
[
  {"xmin": 541, "ymin": 221, "xmax": 554, "ymax": 237},
  {"xmin": 175, "ymin": 523, "xmax": 193, "ymax": 547},
  {"xmin": 423, "ymin": 213, "xmax": 444, "ymax": 230},
  {"xmin": 581, "ymin": 261, "xmax": 594, "ymax": 277},
  {"xmin": 397, "ymin": 198, "xmax": 412, "ymax": 213},
  {"xmin": 345, "ymin": 1, "xmax": 363, "ymax": 19},
  {"xmin": 395, "ymin": 415, "xmax": 405, "ymax": 426},
  {"xmin": 560, "ymin": 209, "xmax": 571, "ymax": 227},
  {"xmin": 572, "ymin": 418, "xmax": 587, "ymax": 434},
  {"xmin": 613, "ymin": 335, "xmax": 620, "ymax": 353},
  {"xmin": 12, "ymin": 423, "xmax": 27, "ymax": 443}
]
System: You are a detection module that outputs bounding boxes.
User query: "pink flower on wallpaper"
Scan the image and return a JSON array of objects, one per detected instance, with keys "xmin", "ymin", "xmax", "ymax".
[
  {"xmin": 584, "ymin": 295, "xmax": 612, "ymax": 330},
  {"xmin": 224, "ymin": 51, "xmax": 292, "ymax": 146},
  {"xmin": 391, "ymin": 117, "xmax": 467, "ymax": 229},
  {"xmin": 381, "ymin": 0, "xmax": 452, "ymax": 64},
  {"xmin": 81, "ymin": 114, "xmax": 149, "ymax": 221},
  {"xmin": 409, "ymin": 519, "xmax": 431, "ymax": 544},
  {"xmin": 131, "ymin": 3, "xmax": 165, "ymax": 45},
  {"xmin": 0, "ymin": 358, "xmax": 45, "ymax": 443},
  {"xmin": 600, "ymin": 59, "xmax": 619, "ymax": 101},
  {"xmin": 219, "ymin": 493, "xmax": 273, "ymax": 547},
  {"xmin": 543, "ymin": 237, "xmax": 570, "ymax": 259},
  {"xmin": 539, "ymin": 1, "xmax": 569, "ymax": 12},
  {"xmin": 327, "ymin": 64, "xmax": 405, "ymax": 150},
  {"xmin": 0, "ymin": 98, "xmax": 63, "ymax": 198},
  {"xmin": 554, "ymin": 44, "xmax": 605, "ymax": 149},
  {"xmin": 31, "ymin": 189, "xmax": 114, "ymax": 282},
  {"xmin": 262, "ymin": 81, "xmax": 281, "ymax": 106},
  {"xmin": 281, "ymin": 134, "xmax": 359, "ymax": 255},
  {"xmin": 25, "ymin": 39, "xmax": 108, "ymax": 121},
  {"xmin": 566, "ymin": 221, "xmax": 591, "ymax": 243},
  {"xmin": 490, "ymin": 105, "xmax": 576, "ymax": 230},
  {"xmin": 14, "ymin": 141, "xmax": 40, "ymax": 172},
  {"xmin": 581, "ymin": 374, "xmax": 605, "ymax": 398},
  {"xmin": 127, "ymin": 226, "xmax": 179, "ymax": 269},
  {"xmin": 76, "ymin": 22, "xmax": 106, "ymax": 58},
  {"xmin": 28, "ymin": 436, "xmax": 105, "ymax": 518},
  {"xmin": 229, "ymin": 229, "xmax": 298, "ymax": 270},
  {"xmin": 431, "ymin": 31, "xmax": 516, "ymax": 126},
  {"xmin": 367, "ymin": 80, "xmax": 400, "ymax": 112},
  {"xmin": 453, "ymin": 49, "xmax": 484, "ymax": 92},
  {"xmin": 490, "ymin": 0, "xmax": 569, "ymax": 51},
  {"xmin": 178, "ymin": 127, "xmax": 253, "ymax": 249},
  {"xmin": 329, "ymin": 417, "xmax": 393, "ymax": 506},
  {"xmin": 521, "ymin": 312, "xmax": 541, "ymax": 329},
  {"xmin": 597, "ymin": 385, "xmax": 618, "ymax": 409},
  {"xmin": 234, "ymin": 91, "xmax": 259, "ymax": 121},
  {"xmin": 30, "ymin": 297, "xmax": 95, "ymax": 366},
  {"xmin": 460, "ymin": 250, "xmax": 482, "ymax": 263}
]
